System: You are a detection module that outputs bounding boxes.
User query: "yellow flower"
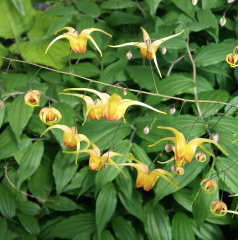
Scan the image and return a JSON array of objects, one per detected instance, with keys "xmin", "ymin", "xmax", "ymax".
[
  {"xmin": 63, "ymin": 142, "xmax": 129, "ymax": 177},
  {"xmin": 59, "ymin": 88, "xmax": 166, "ymax": 124},
  {"xmin": 39, "ymin": 107, "xmax": 62, "ymax": 125},
  {"xmin": 115, "ymin": 156, "xmax": 178, "ymax": 191},
  {"xmin": 108, "ymin": 27, "xmax": 184, "ymax": 78},
  {"xmin": 24, "ymin": 90, "xmax": 41, "ymax": 108},
  {"xmin": 45, "ymin": 27, "xmax": 112, "ymax": 57},
  {"xmin": 210, "ymin": 200, "xmax": 227, "ymax": 217},
  {"xmin": 148, "ymin": 126, "xmax": 228, "ymax": 168},
  {"xmin": 40, "ymin": 124, "xmax": 91, "ymax": 165},
  {"xmin": 225, "ymin": 53, "xmax": 238, "ymax": 68},
  {"xmin": 200, "ymin": 179, "xmax": 217, "ymax": 194}
]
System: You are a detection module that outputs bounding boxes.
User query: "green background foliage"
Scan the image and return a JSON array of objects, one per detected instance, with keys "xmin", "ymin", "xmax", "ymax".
[{"xmin": 0, "ymin": 0, "xmax": 238, "ymax": 239}]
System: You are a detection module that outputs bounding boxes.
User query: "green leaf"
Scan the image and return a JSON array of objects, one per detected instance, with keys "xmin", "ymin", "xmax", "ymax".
[
  {"xmin": 98, "ymin": 59, "xmax": 128, "ymax": 90},
  {"xmin": 17, "ymin": 201, "xmax": 41, "ymax": 216},
  {"xmin": 173, "ymin": 188, "xmax": 193, "ymax": 212},
  {"xmin": 118, "ymin": 190, "xmax": 144, "ymax": 221},
  {"xmin": 145, "ymin": 0, "xmax": 162, "ymax": 18},
  {"xmin": 194, "ymin": 43, "xmax": 234, "ymax": 67},
  {"xmin": 49, "ymin": 213, "xmax": 96, "ymax": 239},
  {"xmin": 0, "ymin": 184, "xmax": 17, "ymax": 218},
  {"xmin": 17, "ymin": 140, "xmax": 44, "ymax": 188},
  {"xmin": 11, "ymin": 0, "xmax": 25, "ymax": 15},
  {"xmin": 76, "ymin": 16, "xmax": 94, "ymax": 33},
  {"xmin": 75, "ymin": 0, "xmax": 100, "ymax": 18},
  {"xmin": 53, "ymin": 151, "xmax": 78, "ymax": 195},
  {"xmin": 3, "ymin": 231, "xmax": 17, "ymax": 240},
  {"xmin": 0, "ymin": 43, "xmax": 8, "ymax": 68},
  {"xmin": 93, "ymin": 230, "xmax": 115, "ymax": 240},
  {"xmin": 196, "ymin": 90, "xmax": 229, "ymax": 118},
  {"xmin": 100, "ymin": 1, "xmax": 136, "ymax": 9},
  {"xmin": 143, "ymin": 202, "xmax": 172, "ymax": 240},
  {"xmin": 62, "ymin": 62, "xmax": 101, "ymax": 78},
  {"xmin": 96, "ymin": 183, "xmax": 117, "ymax": 239},
  {"xmin": 126, "ymin": 65, "xmax": 160, "ymax": 91},
  {"xmin": 27, "ymin": 11, "xmax": 58, "ymax": 40},
  {"xmin": 107, "ymin": 12, "xmax": 144, "ymax": 26},
  {"xmin": 192, "ymin": 170, "xmax": 218, "ymax": 229},
  {"xmin": 17, "ymin": 213, "xmax": 40, "ymax": 235},
  {"xmin": 0, "ymin": 106, "xmax": 5, "ymax": 129},
  {"xmin": 73, "ymin": 233, "xmax": 90, "ymax": 240},
  {"xmin": 0, "ymin": 218, "xmax": 7, "ymax": 240},
  {"xmin": 224, "ymin": 96, "xmax": 238, "ymax": 115},
  {"xmin": 45, "ymin": 6, "xmax": 77, "ymax": 16},
  {"xmin": 215, "ymin": 157, "xmax": 238, "ymax": 193},
  {"xmin": 22, "ymin": 235, "xmax": 37, "ymax": 240},
  {"xmin": 115, "ymin": 167, "xmax": 132, "ymax": 200},
  {"xmin": 8, "ymin": 95, "xmax": 33, "ymax": 142},
  {"xmin": 0, "ymin": 0, "xmax": 35, "ymax": 39},
  {"xmin": 145, "ymin": 74, "xmax": 194, "ymax": 106},
  {"xmin": 172, "ymin": 0, "xmax": 195, "ymax": 19},
  {"xmin": 95, "ymin": 140, "xmax": 130, "ymax": 194},
  {"xmin": 10, "ymin": 39, "xmax": 69, "ymax": 70},
  {"xmin": 187, "ymin": 22, "xmax": 210, "ymax": 32},
  {"xmin": 192, "ymin": 221, "xmax": 225, "ymax": 240},
  {"xmin": 46, "ymin": 15, "xmax": 72, "ymax": 38},
  {"xmin": 112, "ymin": 216, "xmax": 137, "ymax": 240},
  {"xmin": 172, "ymin": 213, "xmax": 195, "ymax": 240},
  {"xmin": 45, "ymin": 196, "xmax": 80, "ymax": 211}
]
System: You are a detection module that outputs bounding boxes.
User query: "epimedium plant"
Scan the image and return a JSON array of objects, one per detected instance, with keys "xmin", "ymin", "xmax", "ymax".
[{"xmin": 1, "ymin": 0, "xmax": 238, "ymax": 239}]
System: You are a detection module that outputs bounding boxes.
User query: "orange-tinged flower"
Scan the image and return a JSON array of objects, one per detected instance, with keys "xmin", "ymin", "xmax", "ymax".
[
  {"xmin": 39, "ymin": 107, "xmax": 62, "ymax": 125},
  {"xmin": 40, "ymin": 124, "xmax": 91, "ymax": 165},
  {"xmin": 210, "ymin": 200, "xmax": 227, "ymax": 216},
  {"xmin": 225, "ymin": 53, "xmax": 238, "ymax": 68},
  {"xmin": 200, "ymin": 179, "xmax": 217, "ymax": 194},
  {"xmin": 175, "ymin": 167, "xmax": 184, "ymax": 175},
  {"xmin": 108, "ymin": 27, "xmax": 184, "ymax": 78},
  {"xmin": 148, "ymin": 126, "xmax": 228, "ymax": 168},
  {"xmin": 24, "ymin": 90, "xmax": 41, "ymax": 108},
  {"xmin": 195, "ymin": 152, "xmax": 206, "ymax": 162},
  {"xmin": 59, "ymin": 88, "xmax": 166, "ymax": 124},
  {"xmin": 63, "ymin": 142, "xmax": 129, "ymax": 177},
  {"xmin": 45, "ymin": 27, "xmax": 112, "ymax": 57},
  {"xmin": 115, "ymin": 156, "xmax": 178, "ymax": 191}
]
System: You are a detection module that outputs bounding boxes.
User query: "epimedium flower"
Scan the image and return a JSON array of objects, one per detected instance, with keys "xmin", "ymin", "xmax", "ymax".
[
  {"xmin": 148, "ymin": 126, "xmax": 228, "ymax": 168},
  {"xmin": 225, "ymin": 53, "xmax": 238, "ymax": 68},
  {"xmin": 45, "ymin": 27, "xmax": 112, "ymax": 57},
  {"xmin": 115, "ymin": 155, "xmax": 179, "ymax": 191},
  {"xmin": 39, "ymin": 107, "xmax": 62, "ymax": 125},
  {"xmin": 59, "ymin": 88, "xmax": 166, "ymax": 124},
  {"xmin": 40, "ymin": 124, "xmax": 91, "ymax": 165},
  {"xmin": 108, "ymin": 27, "xmax": 184, "ymax": 78},
  {"xmin": 63, "ymin": 141, "xmax": 129, "ymax": 177},
  {"xmin": 24, "ymin": 90, "xmax": 41, "ymax": 108},
  {"xmin": 210, "ymin": 200, "xmax": 227, "ymax": 217},
  {"xmin": 200, "ymin": 179, "xmax": 217, "ymax": 194}
]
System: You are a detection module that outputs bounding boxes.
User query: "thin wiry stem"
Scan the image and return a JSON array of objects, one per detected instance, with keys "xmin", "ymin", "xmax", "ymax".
[
  {"xmin": 167, "ymin": 52, "xmax": 187, "ymax": 76},
  {"xmin": 0, "ymin": 56, "xmax": 237, "ymax": 108},
  {"xmin": 48, "ymin": 72, "xmax": 58, "ymax": 107},
  {"xmin": 29, "ymin": 68, "xmax": 42, "ymax": 90}
]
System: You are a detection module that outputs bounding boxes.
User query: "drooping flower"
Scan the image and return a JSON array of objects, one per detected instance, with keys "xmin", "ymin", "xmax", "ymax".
[
  {"xmin": 108, "ymin": 27, "xmax": 184, "ymax": 78},
  {"xmin": 210, "ymin": 200, "xmax": 227, "ymax": 216},
  {"xmin": 195, "ymin": 152, "xmax": 206, "ymax": 162},
  {"xmin": 63, "ymin": 142, "xmax": 129, "ymax": 177},
  {"xmin": 40, "ymin": 124, "xmax": 91, "ymax": 165},
  {"xmin": 225, "ymin": 53, "xmax": 238, "ymax": 68},
  {"xmin": 200, "ymin": 179, "xmax": 217, "ymax": 194},
  {"xmin": 39, "ymin": 107, "xmax": 62, "ymax": 125},
  {"xmin": 148, "ymin": 126, "xmax": 228, "ymax": 168},
  {"xmin": 45, "ymin": 27, "xmax": 112, "ymax": 57},
  {"xmin": 59, "ymin": 88, "xmax": 166, "ymax": 124},
  {"xmin": 115, "ymin": 156, "xmax": 179, "ymax": 191},
  {"xmin": 24, "ymin": 90, "xmax": 41, "ymax": 108}
]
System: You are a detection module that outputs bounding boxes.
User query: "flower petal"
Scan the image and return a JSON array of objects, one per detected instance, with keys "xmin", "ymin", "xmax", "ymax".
[{"xmin": 40, "ymin": 124, "xmax": 72, "ymax": 137}]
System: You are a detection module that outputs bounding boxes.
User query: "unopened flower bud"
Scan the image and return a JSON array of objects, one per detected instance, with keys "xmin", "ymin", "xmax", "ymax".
[
  {"xmin": 219, "ymin": 17, "xmax": 226, "ymax": 27},
  {"xmin": 170, "ymin": 107, "xmax": 176, "ymax": 114},
  {"xmin": 123, "ymin": 89, "xmax": 127, "ymax": 96},
  {"xmin": 161, "ymin": 47, "xmax": 167, "ymax": 55},
  {"xmin": 176, "ymin": 167, "xmax": 184, "ymax": 175},
  {"xmin": 228, "ymin": 0, "xmax": 234, "ymax": 3},
  {"xmin": 170, "ymin": 165, "xmax": 177, "ymax": 173},
  {"xmin": 165, "ymin": 144, "xmax": 172, "ymax": 152},
  {"xmin": 126, "ymin": 52, "xmax": 132, "ymax": 60},
  {"xmin": 192, "ymin": 0, "xmax": 198, "ymax": 5},
  {"xmin": 0, "ymin": 101, "xmax": 4, "ymax": 109},
  {"xmin": 143, "ymin": 126, "xmax": 150, "ymax": 134},
  {"xmin": 103, "ymin": 162, "xmax": 107, "ymax": 168},
  {"xmin": 195, "ymin": 152, "xmax": 206, "ymax": 162},
  {"xmin": 212, "ymin": 134, "xmax": 219, "ymax": 143}
]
